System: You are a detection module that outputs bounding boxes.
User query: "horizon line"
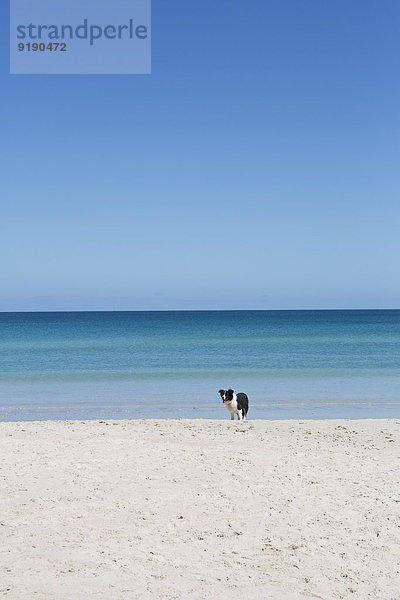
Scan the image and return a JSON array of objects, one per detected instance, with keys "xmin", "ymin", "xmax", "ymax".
[{"xmin": 1, "ymin": 307, "xmax": 399, "ymax": 314}]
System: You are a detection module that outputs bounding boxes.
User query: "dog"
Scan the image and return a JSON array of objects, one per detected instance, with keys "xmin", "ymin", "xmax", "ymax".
[{"xmin": 218, "ymin": 389, "xmax": 249, "ymax": 420}]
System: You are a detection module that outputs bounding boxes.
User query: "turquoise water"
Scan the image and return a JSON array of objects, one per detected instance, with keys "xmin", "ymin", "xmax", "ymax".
[{"xmin": 0, "ymin": 310, "xmax": 399, "ymax": 421}]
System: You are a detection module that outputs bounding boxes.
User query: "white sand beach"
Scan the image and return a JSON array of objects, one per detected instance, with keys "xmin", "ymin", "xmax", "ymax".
[{"xmin": 1, "ymin": 419, "xmax": 399, "ymax": 599}]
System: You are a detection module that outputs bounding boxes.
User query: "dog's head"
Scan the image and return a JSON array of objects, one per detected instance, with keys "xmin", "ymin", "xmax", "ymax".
[{"xmin": 218, "ymin": 389, "xmax": 234, "ymax": 403}]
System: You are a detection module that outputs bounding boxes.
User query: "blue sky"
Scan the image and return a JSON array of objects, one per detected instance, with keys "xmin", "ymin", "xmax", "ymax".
[{"xmin": 1, "ymin": 0, "xmax": 399, "ymax": 310}]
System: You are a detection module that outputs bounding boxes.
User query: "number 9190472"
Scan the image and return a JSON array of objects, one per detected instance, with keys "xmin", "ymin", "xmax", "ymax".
[{"xmin": 18, "ymin": 42, "xmax": 67, "ymax": 51}]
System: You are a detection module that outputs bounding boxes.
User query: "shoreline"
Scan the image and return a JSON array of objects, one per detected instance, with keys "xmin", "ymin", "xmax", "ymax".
[
  {"xmin": 2, "ymin": 400, "xmax": 400, "ymax": 423},
  {"xmin": 1, "ymin": 419, "xmax": 399, "ymax": 599},
  {"xmin": 1, "ymin": 416, "xmax": 400, "ymax": 422}
]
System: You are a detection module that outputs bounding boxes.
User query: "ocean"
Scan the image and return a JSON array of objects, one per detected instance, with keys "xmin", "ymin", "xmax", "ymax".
[{"xmin": 0, "ymin": 310, "xmax": 399, "ymax": 421}]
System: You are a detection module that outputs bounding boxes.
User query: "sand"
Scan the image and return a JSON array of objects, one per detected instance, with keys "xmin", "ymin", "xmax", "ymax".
[{"xmin": 1, "ymin": 419, "xmax": 399, "ymax": 600}]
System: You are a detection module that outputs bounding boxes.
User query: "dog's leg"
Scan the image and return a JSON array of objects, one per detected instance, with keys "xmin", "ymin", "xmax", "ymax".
[{"xmin": 231, "ymin": 413, "xmax": 234, "ymax": 420}]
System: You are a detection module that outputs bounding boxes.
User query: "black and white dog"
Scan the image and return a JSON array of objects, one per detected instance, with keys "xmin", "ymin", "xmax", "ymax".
[{"xmin": 218, "ymin": 389, "xmax": 249, "ymax": 420}]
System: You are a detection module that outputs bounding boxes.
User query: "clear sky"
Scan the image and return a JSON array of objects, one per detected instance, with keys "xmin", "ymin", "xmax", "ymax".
[{"xmin": 1, "ymin": 0, "xmax": 399, "ymax": 311}]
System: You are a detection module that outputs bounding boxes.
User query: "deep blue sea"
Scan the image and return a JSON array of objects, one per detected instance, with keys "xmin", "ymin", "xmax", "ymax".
[{"xmin": 0, "ymin": 310, "xmax": 399, "ymax": 421}]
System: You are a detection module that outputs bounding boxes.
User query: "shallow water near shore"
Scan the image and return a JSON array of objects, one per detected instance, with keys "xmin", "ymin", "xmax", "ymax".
[{"xmin": 1, "ymin": 309, "xmax": 399, "ymax": 421}]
